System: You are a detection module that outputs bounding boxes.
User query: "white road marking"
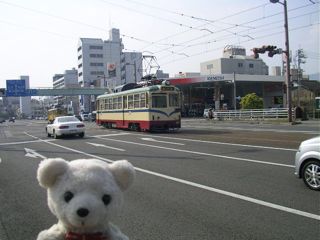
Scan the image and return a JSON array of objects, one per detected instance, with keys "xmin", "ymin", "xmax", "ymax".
[
  {"xmin": 86, "ymin": 142, "xmax": 125, "ymax": 151},
  {"xmin": 141, "ymin": 137, "xmax": 185, "ymax": 145},
  {"xmin": 24, "ymin": 148, "xmax": 47, "ymax": 159},
  {"xmin": 95, "ymin": 137, "xmax": 294, "ymax": 168},
  {"xmin": 22, "ymin": 132, "xmax": 320, "ymax": 221},
  {"xmin": 91, "ymin": 133, "xmax": 131, "ymax": 137},
  {"xmin": 133, "ymin": 133, "xmax": 297, "ymax": 151},
  {"xmin": 0, "ymin": 139, "xmax": 55, "ymax": 146},
  {"xmin": 134, "ymin": 167, "xmax": 320, "ymax": 221},
  {"xmin": 182, "ymin": 124, "xmax": 317, "ymax": 134}
]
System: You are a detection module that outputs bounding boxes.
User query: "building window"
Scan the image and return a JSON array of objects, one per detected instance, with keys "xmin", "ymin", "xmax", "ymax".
[
  {"xmin": 238, "ymin": 63, "xmax": 243, "ymax": 68},
  {"xmin": 249, "ymin": 63, "xmax": 254, "ymax": 68},
  {"xmin": 78, "ymin": 63, "xmax": 82, "ymax": 68},
  {"xmin": 90, "ymin": 71, "xmax": 104, "ymax": 75},
  {"xmin": 77, "ymin": 46, "xmax": 82, "ymax": 52},
  {"xmin": 207, "ymin": 64, "xmax": 213, "ymax": 70},
  {"xmin": 90, "ymin": 62, "xmax": 104, "ymax": 67},
  {"xmin": 89, "ymin": 54, "xmax": 103, "ymax": 58},
  {"xmin": 89, "ymin": 45, "xmax": 103, "ymax": 50},
  {"xmin": 78, "ymin": 55, "xmax": 82, "ymax": 60},
  {"xmin": 78, "ymin": 72, "xmax": 83, "ymax": 77}
]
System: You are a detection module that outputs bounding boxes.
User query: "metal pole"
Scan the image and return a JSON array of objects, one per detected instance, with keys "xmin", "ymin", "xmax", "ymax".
[
  {"xmin": 284, "ymin": 0, "xmax": 292, "ymax": 122},
  {"xmin": 233, "ymin": 72, "xmax": 236, "ymax": 110}
]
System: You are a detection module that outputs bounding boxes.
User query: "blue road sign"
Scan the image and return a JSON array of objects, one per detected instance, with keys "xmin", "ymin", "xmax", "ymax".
[{"xmin": 6, "ymin": 80, "xmax": 26, "ymax": 96}]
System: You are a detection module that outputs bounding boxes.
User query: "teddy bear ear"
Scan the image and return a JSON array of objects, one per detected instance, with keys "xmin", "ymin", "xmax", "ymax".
[
  {"xmin": 37, "ymin": 158, "xmax": 69, "ymax": 188},
  {"xmin": 109, "ymin": 160, "xmax": 135, "ymax": 191}
]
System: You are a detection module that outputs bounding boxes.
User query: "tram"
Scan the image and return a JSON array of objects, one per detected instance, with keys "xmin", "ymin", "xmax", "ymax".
[{"xmin": 96, "ymin": 80, "xmax": 181, "ymax": 131}]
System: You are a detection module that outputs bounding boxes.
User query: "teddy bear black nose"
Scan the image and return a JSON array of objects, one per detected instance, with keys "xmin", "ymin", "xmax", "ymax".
[{"xmin": 77, "ymin": 208, "xmax": 89, "ymax": 217}]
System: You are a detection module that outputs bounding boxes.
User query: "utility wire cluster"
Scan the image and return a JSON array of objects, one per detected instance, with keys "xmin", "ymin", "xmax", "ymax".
[{"xmin": 0, "ymin": 0, "xmax": 318, "ymax": 68}]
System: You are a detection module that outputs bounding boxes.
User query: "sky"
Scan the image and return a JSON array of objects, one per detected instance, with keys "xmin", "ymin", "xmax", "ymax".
[{"xmin": 0, "ymin": 0, "xmax": 319, "ymax": 88}]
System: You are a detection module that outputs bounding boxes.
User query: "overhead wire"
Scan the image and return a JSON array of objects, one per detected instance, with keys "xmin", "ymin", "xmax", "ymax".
[
  {"xmin": 0, "ymin": 0, "xmax": 317, "ymax": 71},
  {"xmin": 152, "ymin": 3, "xmax": 318, "ymax": 59},
  {"xmin": 157, "ymin": 9, "xmax": 320, "ymax": 62},
  {"xmin": 160, "ymin": 22, "xmax": 320, "ymax": 67}
]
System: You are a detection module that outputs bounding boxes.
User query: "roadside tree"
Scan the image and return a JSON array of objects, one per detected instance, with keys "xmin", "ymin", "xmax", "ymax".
[{"xmin": 240, "ymin": 93, "xmax": 263, "ymax": 109}]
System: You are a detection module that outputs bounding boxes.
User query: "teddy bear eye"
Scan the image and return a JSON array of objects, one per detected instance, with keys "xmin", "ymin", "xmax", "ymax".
[
  {"xmin": 102, "ymin": 194, "xmax": 112, "ymax": 205},
  {"xmin": 64, "ymin": 191, "xmax": 74, "ymax": 203}
]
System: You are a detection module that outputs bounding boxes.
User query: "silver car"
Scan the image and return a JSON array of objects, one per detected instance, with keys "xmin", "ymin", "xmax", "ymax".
[
  {"xmin": 295, "ymin": 136, "xmax": 320, "ymax": 190},
  {"xmin": 46, "ymin": 116, "xmax": 85, "ymax": 139}
]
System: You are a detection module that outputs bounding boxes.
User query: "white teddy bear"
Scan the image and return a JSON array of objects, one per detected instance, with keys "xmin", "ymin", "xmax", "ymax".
[{"xmin": 36, "ymin": 158, "xmax": 135, "ymax": 240}]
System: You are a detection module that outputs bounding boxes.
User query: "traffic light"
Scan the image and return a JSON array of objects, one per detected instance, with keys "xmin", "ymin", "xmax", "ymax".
[
  {"xmin": 252, "ymin": 48, "xmax": 260, "ymax": 59},
  {"xmin": 252, "ymin": 47, "xmax": 265, "ymax": 59},
  {"xmin": 268, "ymin": 47, "xmax": 282, "ymax": 57},
  {"xmin": 252, "ymin": 45, "xmax": 282, "ymax": 58}
]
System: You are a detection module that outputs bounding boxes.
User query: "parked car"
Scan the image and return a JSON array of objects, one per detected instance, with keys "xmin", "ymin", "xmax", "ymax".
[
  {"xmin": 0, "ymin": 118, "xmax": 5, "ymax": 123},
  {"xmin": 46, "ymin": 116, "xmax": 85, "ymax": 139},
  {"xmin": 80, "ymin": 113, "xmax": 89, "ymax": 121},
  {"xmin": 294, "ymin": 136, "xmax": 320, "ymax": 191}
]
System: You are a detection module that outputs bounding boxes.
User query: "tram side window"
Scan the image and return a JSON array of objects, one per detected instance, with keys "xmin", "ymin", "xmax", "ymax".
[
  {"xmin": 134, "ymin": 94, "xmax": 140, "ymax": 108},
  {"xmin": 118, "ymin": 96, "xmax": 122, "ymax": 109},
  {"xmin": 108, "ymin": 98, "xmax": 112, "ymax": 110},
  {"xmin": 123, "ymin": 95, "xmax": 127, "ymax": 109},
  {"xmin": 113, "ymin": 97, "xmax": 118, "ymax": 109},
  {"xmin": 152, "ymin": 94, "xmax": 167, "ymax": 108},
  {"xmin": 169, "ymin": 93, "xmax": 179, "ymax": 107},
  {"xmin": 128, "ymin": 95, "xmax": 134, "ymax": 109},
  {"xmin": 140, "ymin": 93, "xmax": 146, "ymax": 108},
  {"xmin": 104, "ymin": 99, "xmax": 108, "ymax": 110}
]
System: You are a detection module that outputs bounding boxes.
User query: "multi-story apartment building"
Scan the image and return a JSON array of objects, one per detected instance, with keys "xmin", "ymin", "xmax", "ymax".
[
  {"xmin": 77, "ymin": 28, "xmax": 142, "ymax": 112},
  {"xmin": 52, "ymin": 68, "xmax": 79, "ymax": 114},
  {"xmin": 200, "ymin": 45, "xmax": 269, "ymax": 75}
]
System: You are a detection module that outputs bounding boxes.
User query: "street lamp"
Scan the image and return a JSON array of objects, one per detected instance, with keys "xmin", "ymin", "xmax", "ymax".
[{"xmin": 270, "ymin": 0, "xmax": 292, "ymax": 122}]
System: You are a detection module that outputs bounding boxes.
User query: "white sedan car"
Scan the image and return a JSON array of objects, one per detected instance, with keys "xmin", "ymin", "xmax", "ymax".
[
  {"xmin": 46, "ymin": 116, "xmax": 85, "ymax": 139},
  {"xmin": 295, "ymin": 136, "xmax": 320, "ymax": 190}
]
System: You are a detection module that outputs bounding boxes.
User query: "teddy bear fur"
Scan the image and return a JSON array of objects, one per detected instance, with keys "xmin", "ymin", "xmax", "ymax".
[{"xmin": 36, "ymin": 158, "xmax": 135, "ymax": 240}]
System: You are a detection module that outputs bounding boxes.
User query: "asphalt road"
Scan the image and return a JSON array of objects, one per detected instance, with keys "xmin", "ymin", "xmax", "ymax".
[{"xmin": 0, "ymin": 119, "xmax": 319, "ymax": 240}]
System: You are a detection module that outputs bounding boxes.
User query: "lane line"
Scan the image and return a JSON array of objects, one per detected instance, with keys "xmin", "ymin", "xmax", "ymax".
[
  {"xmin": 86, "ymin": 142, "xmax": 126, "ymax": 151},
  {"xmin": 131, "ymin": 133, "xmax": 297, "ymax": 151},
  {"xmin": 91, "ymin": 133, "xmax": 131, "ymax": 137},
  {"xmin": 94, "ymin": 136, "xmax": 294, "ymax": 168},
  {"xmin": 0, "ymin": 139, "xmax": 55, "ymax": 146},
  {"xmin": 141, "ymin": 137, "xmax": 185, "ymax": 146},
  {"xmin": 23, "ymin": 132, "xmax": 320, "ymax": 221},
  {"xmin": 182, "ymin": 124, "xmax": 317, "ymax": 134}
]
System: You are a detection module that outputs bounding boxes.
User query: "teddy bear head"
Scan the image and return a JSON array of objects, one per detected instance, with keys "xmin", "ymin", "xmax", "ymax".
[{"xmin": 37, "ymin": 158, "xmax": 135, "ymax": 233}]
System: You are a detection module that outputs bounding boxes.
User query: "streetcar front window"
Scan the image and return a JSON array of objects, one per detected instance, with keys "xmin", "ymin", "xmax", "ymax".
[
  {"xmin": 152, "ymin": 94, "xmax": 167, "ymax": 108},
  {"xmin": 169, "ymin": 93, "xmax": 179, "ymax": 107}
]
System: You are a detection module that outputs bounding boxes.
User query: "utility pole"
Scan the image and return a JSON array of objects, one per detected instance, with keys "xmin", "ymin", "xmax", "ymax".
[
  {"xmin": 233, "ymin": 72, "xmax": 237, "ymax": 110},
  {"xmin": 270, "ymin": 0, "xmax": 292, "ymax": 122}
]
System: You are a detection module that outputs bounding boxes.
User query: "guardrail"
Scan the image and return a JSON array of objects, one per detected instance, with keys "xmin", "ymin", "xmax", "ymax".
[{"xmin": 212, "ymin": 108, "xmax": 295, "ymax": 120}]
